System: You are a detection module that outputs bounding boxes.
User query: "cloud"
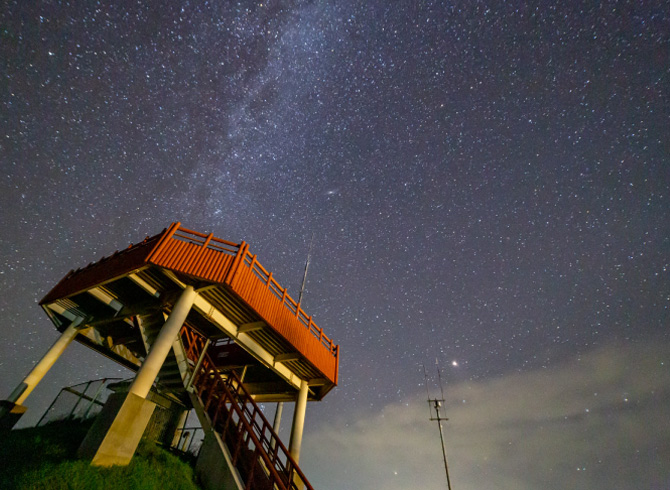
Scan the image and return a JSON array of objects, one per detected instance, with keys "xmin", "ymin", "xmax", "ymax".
[{"xmin": 302, "ymin": 341, "xmax": 670, "ymax": 490}]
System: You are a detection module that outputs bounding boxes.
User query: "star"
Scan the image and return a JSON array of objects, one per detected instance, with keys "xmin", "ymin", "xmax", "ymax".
[{"xmin": 0, "ymin": 2, "xmax": 667, "ymax": 489}]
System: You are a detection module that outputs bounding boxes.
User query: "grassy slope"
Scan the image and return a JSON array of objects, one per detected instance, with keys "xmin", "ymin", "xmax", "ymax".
[{"xmin": 0, "ymin": 420, "xmax": 202, "ymax": 490}]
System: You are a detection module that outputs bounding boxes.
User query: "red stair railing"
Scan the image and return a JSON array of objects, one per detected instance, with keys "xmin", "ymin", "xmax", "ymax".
[{"xmin": 180, "ymin": 327, "xmax": 314, "ymax": 490}]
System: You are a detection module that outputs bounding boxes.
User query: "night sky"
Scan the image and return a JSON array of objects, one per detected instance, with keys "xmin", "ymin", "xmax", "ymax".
[{"xmin": 1, "ymin": 1, "xmax": 669, "ymax": 489}]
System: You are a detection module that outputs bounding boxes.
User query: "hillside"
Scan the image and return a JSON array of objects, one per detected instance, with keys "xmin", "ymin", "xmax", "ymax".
[{"xmin": 0, "ymin": 420, "xmax": 202, "ymax": 490}]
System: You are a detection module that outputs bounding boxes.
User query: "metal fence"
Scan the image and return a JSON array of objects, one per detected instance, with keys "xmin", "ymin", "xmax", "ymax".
[
  {"xmin": 37, "ymin": 378, "xmax": 122, "ymax": 426},
  {"xmin": 36, "ymin": 377, "xmax": 206, "ymax": 458},
  {"xmin": 173, "ymin": 426, "xmax": 206, "ymax": 457}
]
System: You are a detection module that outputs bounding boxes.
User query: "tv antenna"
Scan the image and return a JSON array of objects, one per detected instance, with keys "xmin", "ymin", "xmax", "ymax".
[{"xmin": 423, "ymin": 361, "xmax": 453, "ymax": 490}]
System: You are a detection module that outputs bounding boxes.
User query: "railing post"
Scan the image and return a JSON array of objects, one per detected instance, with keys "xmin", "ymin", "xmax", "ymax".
[
  {"xmin": 67, "ymin": 380, "xmax": 92, "ymax": 419},
  {"xmin": 232, "ymin": 418, "xmax": 245, "ymax": 464},
  {"xmin": 146, "ymin": 221, "xmax": 180, "ymax": 262},
  {"xmin": 246, "ymin": 448, "xmax": 258, "ymax": 490},
  {"xmin": 223, "ymin": 402, "xmax": 235, "ymax": 440},
  {"xmin": 185, "ymin": 338, "xmax": 211, "ymax": 391},
  {"xmin": 211, "ymin": 392, "xmax": 228, "ymax": 428},
  {"xmin": 334, "ymin": 344, "xmax": 340, "ymax": 384},
  {"xmin": 202, "ymin": 232, "xmax": 214, "ymax": 249},
  {"xmin": 225, "ymin": 241, "xmax": 248, "ymax": 284}
]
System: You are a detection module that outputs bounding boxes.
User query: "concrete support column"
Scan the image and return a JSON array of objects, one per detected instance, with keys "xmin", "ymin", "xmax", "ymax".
[
  {"xmin": 82, "ymin": 286, "xmax": 197, "ymax": 466},
  {"xmin": 288, "ymin": 379, "xmax": 309, "ymax": 463},
  {"xmin": 170, "ymin": 409, "xmax": 190, "ymax": 449},
  {"xmin": 273, "ymin": 402, "xmax": 284, "ymax": 433},
  {"xmin": 10, "ymin": 318, "xmax": 83, "ymax": 405},
  {"xmin": 129, "ymin": 285, "xmax": 197, "ymax": 399},
  {"xmin": 271, "ymin": 402, "xmax": 284, "ymax": 450}
]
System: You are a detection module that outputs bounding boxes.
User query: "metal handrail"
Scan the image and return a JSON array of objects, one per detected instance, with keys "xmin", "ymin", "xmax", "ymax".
[
  {"xmin": 181, "ymin": 327, "xmax": 314, "ymax": 490},
  {"xmin": 240, "ymin": 250, "xmax": 335, "ymax": 354},
  {"xmin": 162, "ymin": 223, "xmax": 338, "ymax": 358}
]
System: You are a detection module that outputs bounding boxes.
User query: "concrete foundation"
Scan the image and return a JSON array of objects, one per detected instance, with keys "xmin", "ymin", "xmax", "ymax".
[
  {"xmin": 78, "ymin": 391, "xmax": 156, "ymax": 466},
  {"xmin": 196, "ymin": 430, "xmax": 244, "ymax": 490},
  {"xmin": 0, "ymin": 400, "xmax": 27, "ymax": 430}
]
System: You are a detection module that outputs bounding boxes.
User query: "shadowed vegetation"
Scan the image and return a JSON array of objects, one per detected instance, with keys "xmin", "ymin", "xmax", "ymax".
[{"xmin": 0, "ymin": 420, "xmax": 201, "ymax": 490}]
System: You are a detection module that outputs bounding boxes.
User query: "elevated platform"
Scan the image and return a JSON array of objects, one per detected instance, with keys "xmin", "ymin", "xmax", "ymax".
[{"xmin": 39, "ymin": 222, "xmax": 339, "ymax": 401}]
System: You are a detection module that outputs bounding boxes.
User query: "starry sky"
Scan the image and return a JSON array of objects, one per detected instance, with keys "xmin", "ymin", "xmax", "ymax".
[{"xmin": 1, "ymin": 1, "xmax": 669, "ymax": 489}]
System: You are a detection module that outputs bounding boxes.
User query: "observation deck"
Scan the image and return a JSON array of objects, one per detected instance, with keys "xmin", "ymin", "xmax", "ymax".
[{"xmin": 39, "ymin": 222, "xmax": 339, "ymax": 401}]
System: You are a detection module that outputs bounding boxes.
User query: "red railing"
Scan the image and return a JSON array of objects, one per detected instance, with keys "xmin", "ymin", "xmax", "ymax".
[
  {"xmin": 168, "ymin": 223, "xmax": 336, "ymax": 356},
  {"xmin": 180, "ymin": 327, "xmax": 314, "ymax": 490},
  {"xmin": 152, "ymin": 223, "xmax": 338, "ymax": 385},
  {"xmin": 239, "ymin": 251, "xmax": 337, "ymax": 355}
]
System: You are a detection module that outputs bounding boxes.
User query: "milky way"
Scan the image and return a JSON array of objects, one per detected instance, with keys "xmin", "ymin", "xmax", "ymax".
[{"xmin": 1, "ymin": 2, "xmax": 668, "ymax": 489}]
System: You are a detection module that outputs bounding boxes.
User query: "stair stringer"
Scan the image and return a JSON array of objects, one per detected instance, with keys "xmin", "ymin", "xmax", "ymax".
[
  {"xmin": 188, "ymin": 390, "xmax": 245, "ymax": 490},
  {"xmin": 171, "ymin": 335, "xmax": 245, "ymax": 490},
  {"xmin": 176, "ymin": 327, "xmax": 314, "ymax": 490}
]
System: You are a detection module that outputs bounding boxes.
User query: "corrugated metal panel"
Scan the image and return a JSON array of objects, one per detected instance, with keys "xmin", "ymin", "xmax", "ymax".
[{"xmin": 150, "ymin": 239, "xmax": 236, "ymax": 284}]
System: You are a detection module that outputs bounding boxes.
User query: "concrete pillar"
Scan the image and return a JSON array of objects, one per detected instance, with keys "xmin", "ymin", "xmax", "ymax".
[
  {"xmin": 85, "ymin": 286, "xmax": 197, "ymax": 466},
  {"xmin": 288, "ymin": 379, "xmax": 309, "ymax": 463},
  {"xmin": 10, "ymin": 318, "xmax": 83, "ymax": 405},
  {"xmin": 273, "ymin": 402, "xmax": 284, "ymax": 433},
  {"xmin": 79, "ymin": 390, "xmax": 157, "ymax": 466},
  {"xmin": 271, "ymin": 402, "xmax": 284, "ymax": 450},
  {"xmin": 129, "ymin": 285, "xmax": 197, "ymax": 398},
  {"xmin": 171, "ymin": 409, "xmax": 189, "ymax": 449}
]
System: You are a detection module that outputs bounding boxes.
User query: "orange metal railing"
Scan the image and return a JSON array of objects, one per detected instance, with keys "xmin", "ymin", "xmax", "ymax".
[
  {"xmin": 152, "ymin": 223, "xmax": 338, "ymax": 384},
  {"xmin": 180, "ymin": 327, "xmax": 314, "ymax": 490},
  {"xmin": 238, "ymin": 250, "xmax": 337, "ymax": 355}
]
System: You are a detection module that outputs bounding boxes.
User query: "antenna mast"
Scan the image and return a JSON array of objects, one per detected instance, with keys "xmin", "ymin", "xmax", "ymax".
[
  {"xmin": 298, "ymin": 233, "xmax": 314, "ymax": 307},
  {"xmin": 275, "ymin": 233, "xmax": 315, "ymax": 438},
  {"xmin": 424, "ymin": 362, "xmax": 454, "ymax": 490}
]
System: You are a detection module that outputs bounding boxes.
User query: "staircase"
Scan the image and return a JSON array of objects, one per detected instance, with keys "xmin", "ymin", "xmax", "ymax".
[
  {"xmin": 178, "ymin": 327, "xmax": 314, "ymax": 490},
  {"xmin": 136, "ymin": 312, "xmax": 190, "ymax": 395}
]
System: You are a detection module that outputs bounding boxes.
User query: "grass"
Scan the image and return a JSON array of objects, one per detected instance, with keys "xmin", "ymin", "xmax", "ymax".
[{"xmin": 0, "ymin": 419, "xmax": 202, "ymax": 490}]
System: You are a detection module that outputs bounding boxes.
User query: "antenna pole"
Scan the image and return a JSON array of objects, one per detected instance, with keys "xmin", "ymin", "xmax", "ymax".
[
  {"xmin": 431, "ymin": 400, "xmax": 453, "ymax": 490},
  {"xmin": 298, "ymin": 233, "xmax": 314, "ymax": 307},
  {"xmin": 422, "ymin": 364, "xmax": 433, "ymax": 419},
  {"xmin": 436, "ymin": 362, "xmax": 445, "ymax": 401},
  {"xmin": 285, "ymin": 233, "xmax": 314, "ymax": 457},
  {"xmin": 426, "ymin": 362, "xmax": 453, "ymax": 490}
]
